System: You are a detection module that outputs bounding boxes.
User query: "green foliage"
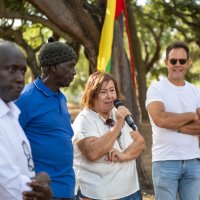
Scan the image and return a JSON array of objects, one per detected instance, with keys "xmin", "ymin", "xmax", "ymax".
[
  {"xmin": 3, "ymin": 0, "xmax": 25, "ymax": 12},
  {"xmin": 25, "ymin": 67, "xmax": 34, "ymax": 83},
  {"xmin": 1, "ymin": 0, "xmax": 200, "ymax": 102},
  {"xmin": 150, "ymin": 0, "xmax": 200, "ymax": 43},
  {"xmin": 133, "ymin": 0, "xmax": 200, "ymax": 86},
  {"xmin": 186, "ymin": 45, "xmax": 200, "ymax": 85},
  {"xmin": 22, "ymin": 24, "xmax": 52, "ymax": 48}
]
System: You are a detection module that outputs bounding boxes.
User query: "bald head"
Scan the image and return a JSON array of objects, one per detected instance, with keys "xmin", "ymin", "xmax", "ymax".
[
  {"xmin": 0, "ymin": 41, "xmax": 26, "ymax": 66},
  {"xmin": 0, "ymin": 40, "xmax": 27, "ymax": 102}
]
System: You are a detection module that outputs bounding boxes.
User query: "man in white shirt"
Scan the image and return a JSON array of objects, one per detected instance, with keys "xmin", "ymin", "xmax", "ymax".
[
  {"xmin": 0, "ymin": 40, "xmax": 52, "ymax": 200},
  {"xmin": 146, "ymin": 41, "xmax": 200, "ymax": 200}
]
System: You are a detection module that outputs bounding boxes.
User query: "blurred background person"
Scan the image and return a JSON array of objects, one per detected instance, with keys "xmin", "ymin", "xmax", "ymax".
[
  {"xmin": 16, "ymin": 38, "xmax": 77, "ymax": 200},
  {"xmin": 73, "ymin": 71, "xmax": 145, "ymax": 200},
  {"xmin": 0, "ymin": 40, "xmax": 51, "ymax": 200}
]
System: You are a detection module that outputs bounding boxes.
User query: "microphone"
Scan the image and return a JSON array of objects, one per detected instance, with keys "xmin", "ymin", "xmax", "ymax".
[{"xmin": 114, "ymin": 99, "xmax": 137, "ymax": 131}]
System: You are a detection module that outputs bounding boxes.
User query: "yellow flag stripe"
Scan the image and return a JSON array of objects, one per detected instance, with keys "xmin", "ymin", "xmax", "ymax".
[{"xmin": 97, "ymin": 0, "xmax": 116, "ymax": 72}]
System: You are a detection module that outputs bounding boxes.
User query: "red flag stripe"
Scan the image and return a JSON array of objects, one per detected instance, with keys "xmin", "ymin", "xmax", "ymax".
[{"xmin": 115, "ymin": 0, "xmax": 124, "ymax": 19}]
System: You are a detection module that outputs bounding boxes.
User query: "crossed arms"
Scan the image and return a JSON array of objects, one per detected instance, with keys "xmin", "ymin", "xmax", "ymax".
[{"xmin": 147, "ymin": 101, "xmax": 200, "ymax": 135}]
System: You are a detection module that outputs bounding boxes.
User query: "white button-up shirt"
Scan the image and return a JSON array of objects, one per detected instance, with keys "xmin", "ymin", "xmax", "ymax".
[{"xmin": 0, "ymin": 99, "xmax": 35, "ymax": 200}]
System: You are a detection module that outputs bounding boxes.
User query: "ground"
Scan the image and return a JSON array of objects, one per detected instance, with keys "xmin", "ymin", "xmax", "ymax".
[{"xmin": 68, "ymin": 103, "xmax": 155, "ymax": 199}]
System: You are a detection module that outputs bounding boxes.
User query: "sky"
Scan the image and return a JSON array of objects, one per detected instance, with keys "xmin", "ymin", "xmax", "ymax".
[{"xmin": 137, "ymin": 0, "xmax": 147, "ymax": 5}]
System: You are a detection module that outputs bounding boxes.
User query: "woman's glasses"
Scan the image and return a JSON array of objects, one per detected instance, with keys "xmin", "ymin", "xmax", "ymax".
[
  {"xmin": 104, "ymin": 118, "xmax": 115, "ymax": 127},
  {"xmin": 104, "ymin": 118, "xmax": 123, "ymax": 150},
  {"xmin": 169, "ymin": 59, "xmax": 187, "ymax": 65}
]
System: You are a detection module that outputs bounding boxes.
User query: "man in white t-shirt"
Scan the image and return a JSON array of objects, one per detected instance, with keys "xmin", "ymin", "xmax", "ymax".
[
  {"xmin": 146, "ymin": 41, "xmax": 200, "ymax": 200},
  {"xmin": 0, "ymin": 40, "xmax": 52, "ymax": 200}
]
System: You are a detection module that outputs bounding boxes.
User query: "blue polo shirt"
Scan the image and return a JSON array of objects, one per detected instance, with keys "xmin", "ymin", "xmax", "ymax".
[{"xmin": 15, "ymin": 77, "xmax": 75, "ymax": 198}]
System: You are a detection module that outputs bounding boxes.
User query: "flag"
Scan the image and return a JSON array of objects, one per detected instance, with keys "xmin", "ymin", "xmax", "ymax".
[
  {"xmin": 97, "ymin": 0, "xmax": 135, "ymax": 89},
  {"xmin": 97, "ymin": 0, "xmax": 124, "ymax": 72}
]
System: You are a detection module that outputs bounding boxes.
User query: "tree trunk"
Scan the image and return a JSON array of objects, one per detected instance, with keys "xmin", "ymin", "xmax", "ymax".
[
  {"xmin": 0, "ymin": 27, "xmax": 41, "ymax": 77},
  {"xmin": 111, "ymin": 15, "xmax": 152, "ymax": 191},
  {"xmin": 125, "ymin": 0, "xmax": 149, "ymax": 121},
  {"xmin": 27, "ymin": 0, "xmax": 100, "ymax": 71}
]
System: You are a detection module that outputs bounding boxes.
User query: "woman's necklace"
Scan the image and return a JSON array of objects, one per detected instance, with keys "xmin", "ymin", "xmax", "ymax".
[
  {"xmin": 98, "ymin": 113, "xmax": 114, "ymax": 128},
  {"xmin": 98, "ymin": 113, "xmax": 123, "ymax": 150}
]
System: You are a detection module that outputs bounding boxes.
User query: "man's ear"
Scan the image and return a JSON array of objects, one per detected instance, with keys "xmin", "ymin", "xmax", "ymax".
[{"xmin": 50, "ymin": 65, "xmax": 57, "ymax": 72}]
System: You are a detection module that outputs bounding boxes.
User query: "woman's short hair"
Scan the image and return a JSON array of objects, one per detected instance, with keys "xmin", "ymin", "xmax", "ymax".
[{"xmin": 82, "ymin": 71, "xmax": 124, "ymax": 109}]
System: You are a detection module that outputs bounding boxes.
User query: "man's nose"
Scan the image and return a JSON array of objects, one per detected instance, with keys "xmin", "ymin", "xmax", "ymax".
[
  {"xmin": 14, "ymin": 70, "xmax": 25, "ymax": 83},
  {"xmin": 72, "ymin": 68, "xmax": 76, "ymax": 75}
]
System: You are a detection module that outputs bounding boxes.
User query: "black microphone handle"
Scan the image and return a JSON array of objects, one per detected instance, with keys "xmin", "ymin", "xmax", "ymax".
[
  {"xmin": 114, "ymin": 99, "xmax": 137, "ymax": 131},
  {"xmin": 125, "ymin": 115, "xmax": 137, "ymax": 131}
]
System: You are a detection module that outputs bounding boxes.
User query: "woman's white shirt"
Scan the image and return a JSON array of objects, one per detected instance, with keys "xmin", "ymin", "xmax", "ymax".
[{"xmin": 73, "ymin": 108, "xmax": 139, "ymax": 199}]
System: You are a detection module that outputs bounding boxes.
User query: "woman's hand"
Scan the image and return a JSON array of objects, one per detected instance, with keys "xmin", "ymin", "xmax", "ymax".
[
  {"xmin": 115, "ymin": 106, "xmax": 131, "ymax": 128},
  {"xmin": 105, "ymin": 148, "xmax": 126, "ymax": 162}
]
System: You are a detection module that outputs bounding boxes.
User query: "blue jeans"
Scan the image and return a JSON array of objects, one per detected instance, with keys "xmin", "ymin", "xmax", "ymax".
[
  {"xmin": 119, "ymin": 190, "xmax": 142, "ymax": 200},
  {"xmin": 75, "ymin": 189, "xmax": 142, "ymax": 200},
  {"xmin": 152, "ymin": 159, "xmax": 200, "ymax": 200},
  {"xmin": 51, "ymin": 198, "xmax": 74, "ymax": 200}
]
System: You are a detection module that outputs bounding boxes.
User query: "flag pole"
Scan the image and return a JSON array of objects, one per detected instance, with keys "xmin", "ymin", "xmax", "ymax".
[{"xmin": 123, "ymin": 0, "xmax": 136, "ymax": 90}]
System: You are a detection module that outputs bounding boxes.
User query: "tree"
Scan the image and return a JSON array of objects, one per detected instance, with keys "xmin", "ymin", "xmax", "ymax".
[
  {"xmin": 125, "ymin": 0, "xmax": 200, "ymax": 118},
  {"xmin": 157, "ymin": 0, "xmax": 200, "ymax": 47},
  {"xmin": 1, "ymin": 0, "xmax": 199, "ymax": 190},
  {"xmin": 0, "ymin": 0, "xmax": 152, "ymax": 189}
]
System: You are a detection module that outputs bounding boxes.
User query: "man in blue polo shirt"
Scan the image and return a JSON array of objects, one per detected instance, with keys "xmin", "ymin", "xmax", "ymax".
[{"xmin": 15, "ymin": 38, "xmax": 77, "ymax": 200}]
